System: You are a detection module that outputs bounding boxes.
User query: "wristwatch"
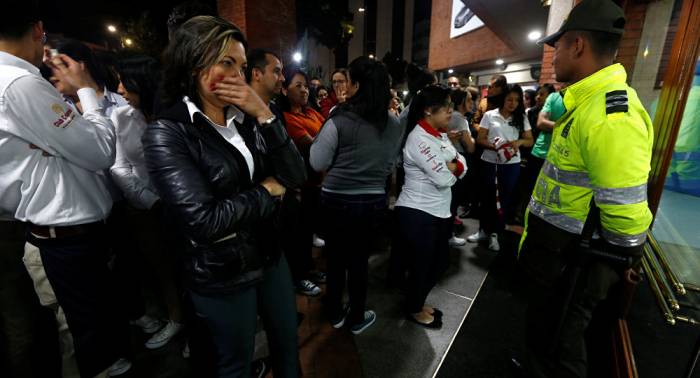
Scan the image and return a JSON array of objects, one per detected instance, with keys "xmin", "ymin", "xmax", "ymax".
[{"xmin": 259, "ymin": 114, "xmax": 277, "ymax": 126}]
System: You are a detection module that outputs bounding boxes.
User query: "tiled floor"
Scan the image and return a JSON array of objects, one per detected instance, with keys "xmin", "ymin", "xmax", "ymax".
[
  {"xmin": 354, "ymin": 219, "xmax": 494, "ymax": 378},
  {"xmin": 288, "ymin": 217, "xmax": 494, "ymax": 378},
  {"xmin": 12, "ymin": 218, "xmax": 493, "ymax": 378}
]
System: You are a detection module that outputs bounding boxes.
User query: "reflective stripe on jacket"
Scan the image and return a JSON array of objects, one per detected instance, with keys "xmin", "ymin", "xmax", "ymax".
[{"xmin": 527, "ymin": 63, "xmax": 654, "ymax": 247}]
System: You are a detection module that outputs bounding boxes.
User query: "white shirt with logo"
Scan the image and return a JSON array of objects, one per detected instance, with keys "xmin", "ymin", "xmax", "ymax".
[
  {"xmin": 479, "ymin": 108, "xmax": 531, "ymax": 165},
  {"xmin": 395, "ymin": 123, "xmax": 467, "ymax": 219},
  {"xmin": 0, "ymin": 51, "xmax": 115, "ymax": 225}
]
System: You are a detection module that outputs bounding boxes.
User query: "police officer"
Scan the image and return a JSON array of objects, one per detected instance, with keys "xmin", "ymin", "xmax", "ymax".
[
  {"xmin": 518, "ymin": 0, "xmax": 654, "ymax": 377},
  {"xmin": 0, "ymin": 1, "xmax": 132, "ymax": 376}
]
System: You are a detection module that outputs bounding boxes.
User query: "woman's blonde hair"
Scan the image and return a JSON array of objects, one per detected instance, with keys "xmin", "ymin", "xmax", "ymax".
[{"xmin": 161, "ymin": 15, "xmax": 247, "ymax": 108}]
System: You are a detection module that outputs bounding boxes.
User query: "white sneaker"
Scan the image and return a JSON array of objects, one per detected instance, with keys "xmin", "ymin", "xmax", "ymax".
[
  {"xmin": 466, "ymin": 230, "xmax": 487, "ymax": 243},
  {"xmin": 449, "ymin": 236, "xmax": 467, "ymax": 247},
  {"xmin": 350, "ymin": 310, "xmax": 377, "ymax": 335},
  {"xmin": 130, "ymin": 314, "xmax": 162, "ymax": 334},
  {"xmin": 488, "ymin": 233, "xmax": 500, "ymax": 252},
  {"xmin": 312, "ymin": 234, "xmax": 325, "ymax": 248},
  {"xmin": 297, "ymin": 279, "xmax": 322, "ymax": 296},
  {"xmin": 107, "ymin": 358, "xmax": 131, "ymax": 377},
  {"xmin": 145, "ymin": 321, "xmax": 183, "ymax": 350}
]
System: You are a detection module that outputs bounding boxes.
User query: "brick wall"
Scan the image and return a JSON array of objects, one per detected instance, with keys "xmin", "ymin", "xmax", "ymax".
[
  {"xmin": 428, "ymin": 0, "xmax": 515, "ymax": 71},
  {"xmin": 218, "ymin": 0, "xmax": 247, "ymax": 32},
  {"xmin": 540, "ymin": 45, "xmax": 556, "ymax": 84},
  {"xmin": 616, "ymin": 1, "xmax": 648, "ymax": 79},
  {"xmin": 218, "ymin": 0, "xmax": 297, "ymax": 60},
  {"xmin": 539, "ymin": 0, "xmax": 649, "ymax": 84}
]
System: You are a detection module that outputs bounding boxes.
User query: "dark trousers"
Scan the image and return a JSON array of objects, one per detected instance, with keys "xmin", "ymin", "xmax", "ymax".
[
  {"xmin": 109, "ymin": 201, "xmax": 148, "ymax": 321},
  {"xmin": 388, "ymin": 167, "xmax": 407, "ymax": 286},
  {"xmin": 514, "ymin": 156, "xmax": 546, "ymax": 225},
  {"xmin": 397, "ymin": 207, "xmax": 452, "ymax": 314},
  {"xmin": 450, "ymin": 174, "xmax": 468, "ymax": 216},
  {"xmin": 321, "ymin": 191, "xmax": 387, "ymax": 325},
  {"xmin": 28, "ymin": 226, "xmax": 130, "ymax": 378},
  {"xmin": 127, "ymin": 205, "xmax": 184, "ymax": 322},
  {"xmin": 0, "ymin": 221, "xmax": 59, "ymax": 378},
  {"xmin": 478, "ymin": 161, "xmax": 521, "ymax": 233},
  {"xmin": 189, "ymin": 256, "xmax": 299, "ymax": 378},
  {"xmin": 518, "ymin": 214, "xmax": 623, "ymax": 378},
  {"xmin": 526, "ymin": 156, "xmax": 545, "ymax": 194},
  {"xmin": 279, "ymin": 190, "xmax": 315, "ymax": 283},
  {"xmin": 465, "ymin": 150, "xmax": 482, "ymax": 212}
]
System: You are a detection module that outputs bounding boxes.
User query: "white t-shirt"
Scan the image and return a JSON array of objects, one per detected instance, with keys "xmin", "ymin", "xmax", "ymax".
[{"xmin": 479, "ymin": 109, "xmax": 531, "ymax": 164}]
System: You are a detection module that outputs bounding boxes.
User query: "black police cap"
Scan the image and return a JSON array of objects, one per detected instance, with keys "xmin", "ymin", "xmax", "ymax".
[{"xmin": 538, "ymin": 0, "xmax": 626, "ymax": 47}]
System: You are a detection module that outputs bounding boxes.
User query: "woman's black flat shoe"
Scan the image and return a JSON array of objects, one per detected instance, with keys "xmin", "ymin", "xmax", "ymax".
[
  {"xmin": 431, "ymin": 308, "xmax": 443, "ymax": 318},
  {"xmin": 406, "ymin": 315, "xmax": 443, "ymax": 329}
]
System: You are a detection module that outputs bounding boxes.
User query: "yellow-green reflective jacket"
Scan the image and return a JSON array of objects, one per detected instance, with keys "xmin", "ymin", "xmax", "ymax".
[{"xmin": 528, "ymin": 63, "xmax": 654, "ymax": 247}]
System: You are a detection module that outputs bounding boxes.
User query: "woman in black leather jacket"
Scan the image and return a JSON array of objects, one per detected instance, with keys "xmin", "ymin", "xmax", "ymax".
[{"xmin": 142, "ymin": 16, "xmax": 305, "ymax": 377}]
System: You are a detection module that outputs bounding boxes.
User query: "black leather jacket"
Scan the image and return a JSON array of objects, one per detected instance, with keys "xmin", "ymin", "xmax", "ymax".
[{"xmin": 142, "ymin": 101, "xmax": 305, "ymax": 295}]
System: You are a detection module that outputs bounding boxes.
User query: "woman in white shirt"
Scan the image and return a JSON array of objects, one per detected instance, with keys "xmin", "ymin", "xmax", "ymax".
[
  {"xmin": 467, "ymin": 84, "xmax": 534, "ymax": 251},
  {"xmin": 110, "ymin": 56, "xmax": 184, "ymax": 350},
  {"xmin": 395, "ymin": 85, "xmax": 467, "ymax": 329}
]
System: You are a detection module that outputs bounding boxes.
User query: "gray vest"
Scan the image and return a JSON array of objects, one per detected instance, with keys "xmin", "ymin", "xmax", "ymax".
[{"xmin": 322, "ymin": 111, "xmax": 402, "ymax": 194}]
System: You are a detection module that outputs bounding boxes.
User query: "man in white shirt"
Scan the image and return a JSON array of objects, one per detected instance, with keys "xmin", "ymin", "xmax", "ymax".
[{"xmin": 0, "ymin": 2, "xmax": 131, "ymax": 376}]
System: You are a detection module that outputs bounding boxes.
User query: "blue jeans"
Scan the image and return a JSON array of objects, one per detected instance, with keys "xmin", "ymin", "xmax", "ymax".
[
  {"xmin": 189, "ymin": 256, "xmax": 299, "ymax": 378},
  {"xmin": 321, "ymin": 191, "xmax": 387, "ymax": 325},
  {"xmin": 479, "ymin": 161, "xmax": 521, "ymax": 233}
]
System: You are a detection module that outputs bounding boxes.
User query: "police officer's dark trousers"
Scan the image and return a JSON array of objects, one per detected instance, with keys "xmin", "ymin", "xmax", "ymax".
[{"xmin": 518, "ymin": 214, "xmax": 622, "ymax": 378}]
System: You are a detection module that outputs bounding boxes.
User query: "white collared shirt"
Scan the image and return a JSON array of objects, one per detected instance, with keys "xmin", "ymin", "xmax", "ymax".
[
  {"xmin": 479, "ymin": 108, "xmax": 532, "ymax": 164},
  {"xmin": 63, "ymin": 87, "xmax": 127, "ymax": 117},
  {"xmin": 0, "ymin": 51, "xmax": 115, "ymax": 225},
  {"xmin": 109, "ymin": 105, "xmax": 159, "ymax": 209},
  {"xmin": 182, "ymin": 96, "xmax": 254, "ymax": 180},
  {"xmin": 395, "ymin": 124, "xmax": 467, "ymax": 219},
  {"xmin": 64, "ymin": 88, "xmax": 128, "ymax": 203}
]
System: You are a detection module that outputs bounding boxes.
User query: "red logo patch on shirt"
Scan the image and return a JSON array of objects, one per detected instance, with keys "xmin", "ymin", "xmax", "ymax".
[{"xmin": 51, "ymin": 103, "xmax": 74, "ymax": 128}]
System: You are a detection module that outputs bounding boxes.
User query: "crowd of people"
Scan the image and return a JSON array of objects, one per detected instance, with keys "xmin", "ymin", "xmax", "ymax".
[{"xmin": 1, "ymin": 0, "xmax": 650, "ymax": 378}]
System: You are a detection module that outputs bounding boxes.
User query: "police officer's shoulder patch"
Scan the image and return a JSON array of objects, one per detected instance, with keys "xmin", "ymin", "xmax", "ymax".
[
  {"xmin": 605, "ymin": 90, "xmax": 628, "ymax": 114},
  {"xmin": 560, "ymin": 118, "xmax": 573, "ymax": 138}
]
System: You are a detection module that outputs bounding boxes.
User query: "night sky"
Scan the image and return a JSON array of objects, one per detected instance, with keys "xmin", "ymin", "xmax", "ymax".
[{"xmin": 41, "ymin": 0, "xmax": 216, "ymax": 47}]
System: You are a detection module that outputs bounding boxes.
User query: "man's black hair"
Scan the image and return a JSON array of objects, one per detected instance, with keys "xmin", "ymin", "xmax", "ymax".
[
  {"xmin": 491, "ymin": 74, "xmax": 508, "ymax": 91},
  {"xmin": 54, "ymin": 38, "xmax": 108, "ymax": 89},
  {"xmin": 1, "ymin": 0, "xmax": 40, "ymax": 39},
  {"xmin": 569, "ymin": 30, "xmax": 622, "ymax": 60},
  {"xmin": 245, "ymin": 48, "xmax": 281, "ymax": 84}
]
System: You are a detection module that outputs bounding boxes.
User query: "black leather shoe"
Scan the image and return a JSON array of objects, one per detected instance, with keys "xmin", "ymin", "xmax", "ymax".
[
  {"xmin": 406, "ymin": 314, "xmax": 442, "ymax": 329},
  {"xmin": 430, "ymin": 308, "xmax": 443, "ymax": 318}
]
